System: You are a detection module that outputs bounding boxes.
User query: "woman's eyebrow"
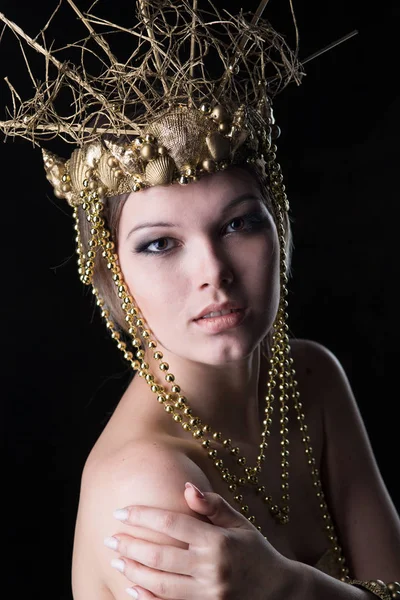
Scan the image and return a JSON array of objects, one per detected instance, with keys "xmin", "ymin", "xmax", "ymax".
[
  {"xmin": 126, "ymin": 193, "xmax": 260, "ymax": 240},
  {"xmin": 126, "ymin": 220, "xmax": 176, "ymax": 240},
  {"xmin": 220, "ymin": 193, "xmax": 260, "ymax": 215}
]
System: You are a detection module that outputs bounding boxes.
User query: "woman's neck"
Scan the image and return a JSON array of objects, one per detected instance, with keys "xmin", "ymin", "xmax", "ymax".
[{"xmin": 128, "ymin": 344, "xmax": 269, "ymax": 446}]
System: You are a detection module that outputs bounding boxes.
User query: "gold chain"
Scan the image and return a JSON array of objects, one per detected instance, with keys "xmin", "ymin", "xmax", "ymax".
[{"xmin": 71, "ymin": 149, "xmax": 349, "ymax": 579}]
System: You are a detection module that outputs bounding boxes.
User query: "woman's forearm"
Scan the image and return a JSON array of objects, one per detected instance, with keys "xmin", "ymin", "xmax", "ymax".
[{"xmin": 287, "ymin": 560, "xmax": 384, "ymax": 600}]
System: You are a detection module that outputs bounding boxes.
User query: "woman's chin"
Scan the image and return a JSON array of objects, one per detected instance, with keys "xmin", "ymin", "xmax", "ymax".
[{"xmin": 185, "ymin": 336, "xmax": 261, "ymax": 366}]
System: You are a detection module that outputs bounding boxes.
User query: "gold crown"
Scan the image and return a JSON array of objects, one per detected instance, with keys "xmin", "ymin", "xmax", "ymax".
[
  {"xmin": 0, "ymin": 1, "xmax": 302, "ymax": 205},
  {"xmin": 43, "ymin": 103, "xmax": 281, "ymax": 206}
]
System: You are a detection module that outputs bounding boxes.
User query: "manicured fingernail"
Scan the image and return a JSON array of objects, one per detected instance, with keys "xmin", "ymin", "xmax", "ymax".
[
  {"xmin": 113, "ymin": 508, "xmax": 129, "ymax": 521},
  {"xmin": 126, "ymin": 588, "xmax": 139, "ymax": 599},
  {"xmin": 111, "ymin": 558, "xmax": 125, "ymax": 573},
  {"xmin": 104, "ymin": 536, "xmax": 119, "ymax": 550},
  {"xmin": 185, "ymin": 482, "xmax": 205, "ymax": 498}
]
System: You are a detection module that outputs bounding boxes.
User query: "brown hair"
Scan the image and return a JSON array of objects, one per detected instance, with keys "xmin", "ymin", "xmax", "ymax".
[{"xmin": 77, "ymin": 164, "xmax": 293, "ymax": 334}]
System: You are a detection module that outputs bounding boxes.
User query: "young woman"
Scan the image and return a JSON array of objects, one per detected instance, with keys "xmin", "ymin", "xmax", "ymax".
[
  {"xmin": 69, "ymin": 165, "xmax": 400, "ymax": 600},
  {"xmin": 1, "ymin": 1, "xmax": 399, "ymax": 599}
]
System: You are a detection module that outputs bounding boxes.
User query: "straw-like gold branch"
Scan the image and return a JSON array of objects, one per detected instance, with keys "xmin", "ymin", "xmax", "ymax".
[{"xmin": 0, "ymin": 1, "xmax": 303, "ymax": 147}]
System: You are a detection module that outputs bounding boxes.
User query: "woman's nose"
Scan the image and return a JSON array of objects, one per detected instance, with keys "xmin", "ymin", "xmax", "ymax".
[{"xmin": 193, "ymin": 241, "xmax": 234, "ymax": 290}]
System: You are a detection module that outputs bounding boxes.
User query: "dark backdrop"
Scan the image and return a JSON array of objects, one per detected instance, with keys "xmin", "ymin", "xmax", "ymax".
[{"xmin": 1, "ymin": 0, "xmax": 398, "ymax": 597}]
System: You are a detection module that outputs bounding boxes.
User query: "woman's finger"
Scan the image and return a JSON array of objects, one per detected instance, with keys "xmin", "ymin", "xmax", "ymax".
[
  {"xmin": 114, "ymin": 505, "xmax": 217, "ymax": 547},
  {"xmin": 105, "ymin": 535, "xmax": 195, "ymax": 576},
  {"xmin": 125, "ymin": 585, "xmax": 159, "ymax": 600},
  {"xmin": 111, "ymin": 557, "xmax": 195, "ymax": 600}
]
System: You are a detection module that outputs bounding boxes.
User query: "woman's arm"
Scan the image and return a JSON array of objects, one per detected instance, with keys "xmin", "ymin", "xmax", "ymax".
[
  {"xmin": 72, "ymin": 439, "xmax": 215, "ymax": 600},
  {"xmin": 298, "ymin": 340, "xmax": 400, "ymax": 579},
  {"xmin": 291, "ymin": 559, "xmax": 398, "ymax": 600},
  {"xmin": 103, "ymin": 485, "xmax": 398, "ymax": 600}
]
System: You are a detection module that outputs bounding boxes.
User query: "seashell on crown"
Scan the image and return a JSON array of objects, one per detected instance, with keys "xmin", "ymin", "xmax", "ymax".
[{"xmin": 43, "ymin": 102, "xmax": 280, "ymax": 207}]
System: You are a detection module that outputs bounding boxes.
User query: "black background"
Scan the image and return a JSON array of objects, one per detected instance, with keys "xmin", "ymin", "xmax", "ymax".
[{"xmin": 1, "ymin": 0, "xmax": 398, "ymax": 597}]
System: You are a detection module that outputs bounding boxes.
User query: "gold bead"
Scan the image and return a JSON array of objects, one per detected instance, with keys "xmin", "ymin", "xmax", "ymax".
[
  {"xmin": 141, "ymin": 143, "xmax": 157, "ymax": 160},
  {"xmin": 219, "ymin": 122, "xmax": 231, "ymax": 134},
  {"xmin": 210, "ymin": 104, "xmax": 229, "ymax": 123},
  {"xmin": 271, "ymin": 124, "xmax": 281, "ymax": 140},
  {"xmin": 193, "ymin": 429, "xmax": 203, "ymax": 438},
  {"xmin": 107, "ymin": 156, "xmax": 119, "ymax": 168},
  {"xmin": 388, "ymin": 583, "xmax": 400, "ymax": 593},
  {"xmin": 200, "ymin": 103, "xmax": 211, "ymax": 114},
  {"xmin": 202, "ymin": 159, "xmax": 216, "ymax": 172}
]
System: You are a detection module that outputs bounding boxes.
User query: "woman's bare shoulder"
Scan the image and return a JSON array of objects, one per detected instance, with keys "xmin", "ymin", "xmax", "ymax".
[
  {"xmin": 73, "ymin": 435, "xmax": 213, "ymax": 600},
  {"xmin": 289, "ymin": 337, "xmax": 349, "ymax": 398},
  {"xmin": 289, "ymin": 337, "xmax": 343, "ymax": 371}
]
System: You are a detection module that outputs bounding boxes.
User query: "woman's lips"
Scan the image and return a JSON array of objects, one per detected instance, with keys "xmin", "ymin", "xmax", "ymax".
[{"xmin": 193, "ymin": 308, "xmax": 247, "ymax": 333}]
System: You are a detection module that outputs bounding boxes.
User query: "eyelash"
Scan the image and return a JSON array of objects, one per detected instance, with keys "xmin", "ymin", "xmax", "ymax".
[{"xmin": 134, "ymin": 212, "xmax": 269, "ymax": 255}]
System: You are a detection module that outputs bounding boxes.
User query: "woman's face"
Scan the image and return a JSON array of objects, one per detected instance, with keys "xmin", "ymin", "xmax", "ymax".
[{"xmin": 118, "ymin": 168, "xmax": 280, "ymax": 366}]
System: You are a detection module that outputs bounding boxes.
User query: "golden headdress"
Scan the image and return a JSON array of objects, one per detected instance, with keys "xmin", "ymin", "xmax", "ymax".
[{"xmin": 0, "ymin": 0, "xmax": 302, "ymax": 206}]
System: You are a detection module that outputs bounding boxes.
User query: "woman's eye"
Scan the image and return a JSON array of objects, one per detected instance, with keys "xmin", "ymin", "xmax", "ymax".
[
  {"xmin": 225, "ymin": 217, "xmax": 246, "ymax": 232},
  {"xmin": 224, "ymin": 213, "xmax": 266, "ymax": 234},
  {"xmin": 141, "ymin": 237, "xmax": 176, "ymax": 253}
]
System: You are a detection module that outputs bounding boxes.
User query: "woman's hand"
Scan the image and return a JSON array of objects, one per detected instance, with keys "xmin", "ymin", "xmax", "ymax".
[{"xmin": 104, "ymin": 482, "xmax": 294, "ymax": 600}]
